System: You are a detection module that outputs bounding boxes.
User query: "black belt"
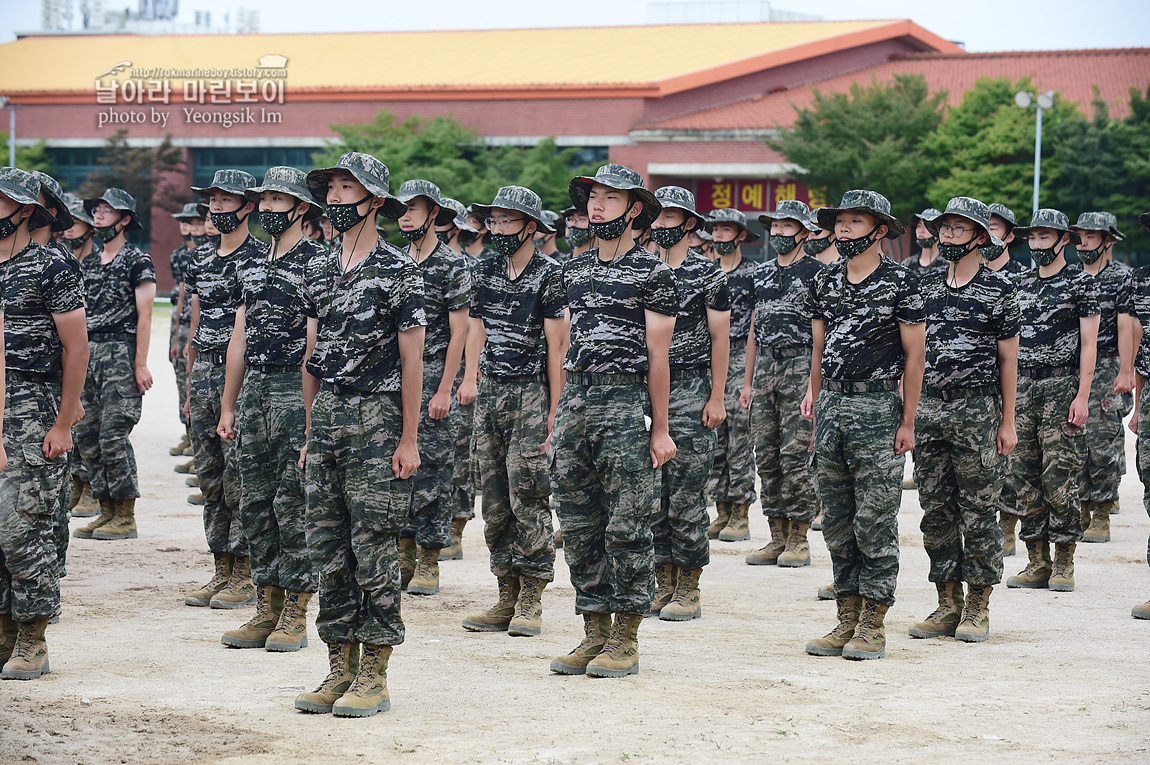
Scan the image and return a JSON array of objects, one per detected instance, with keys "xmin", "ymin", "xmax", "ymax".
[
  {"xmin": 757, "ymin": 344, "xmax": 807, "ymax": 360},
  {"xmin": 245, "ymin": 363, "xmax": 297, "ymax": 373},
  {"xmin": 88, "ymin": 331, "xmax": 133, "ymax": 342},
  {"xmin": 670, "ymin": 367, "xmax": 709, "ymax": 381},
  {"xmin": 1019, "ymin": 365, "xmax": 1076, "ymax": 380},
  {"xmin": 320, "ymin": 380, "xmax": 387, "ymax": 396},
  {"xmin": 487, "ymin": 372, "xmax": 547, "ymax": 384},
  {"xmin": 823, "ymin": 378, "xmax": 899, "ymax": 394},
  {"xmin": 197, "ymin": 350, "xmax": 227, "ymax": 364},
  {"xmin": 1096, "ymin": 351, "xmax": 1120, "ymax": 360},
  {"xmin": 923, "ymin": 384, "xmax": 999, "ymax": 401},
  {"xmin": 566, "ymin": 372, "xmax": 646, "ymax": 386},
  {"xmin": 7, "ymin": 370, "xmax": 59, "ymax": 383}
]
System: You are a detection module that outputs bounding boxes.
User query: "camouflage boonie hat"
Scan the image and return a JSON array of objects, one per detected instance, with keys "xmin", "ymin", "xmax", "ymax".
[
  {"xmin": 540, "ymin": 210, "xmax": 564, "ymax": 237},
  {"xmin": 1015, "ymin": 208, "xmax": 1080, "ymax": 245},
  {"xmin": 1140, "ymin": 212, "xmax": 1150, "ymax": 234},
  {"xmin": 709, "ymin": 207, "xmax": 761, "ymax": 242},
  {"xmin": 440, "ymin": 197, "xmax": 476, "ymax": 232},
  {"xmin": 0, "ymin": 167, "xmax": 55, "ymax": 230},
  {"xmin": 172, "ymin": 202, "xmax": 205, "ymax": 220},
  {"xmin": 988, "ymin": 203, "xmax": 1017, "ymax": 229},
  {"xmin": 759, "ymin": 199, "xmax": 818, "ymax": 232},
  {"xmin": 191, "ymin": 169, "xmax": 259, "ymax": 200},
  {"xmin": 306, "ymin": 152, "xmax": 405, "ymax": 219},
  {"xmin": 808, "ymin": 207, "xmax": 827, "ymax": 232},
  {"xmin": 473, "ymin": 185, "xmax": 555, "ymax": 234},
  {"xmin": 569, "ymin": 163, "xmax": 661, "ymax": 231},
  {"xmin": 196, "ymin": 202, "xmax": 210, "ymax": 219},
  {"xmin": 31, "ymin": 171, "xmax": 73, "ymax": 231},
  {"xmin": 84, "ymin": 187, "xmax": 143, "ymax": 231},
  {"xmin": 910, "ymin": 207, "xmax": 942, "ymax": 230},
  {"xmin": 653, "ymin": 186, "xmax": 710, "ymax": 232},
  {"xmin": 64, "ymin": 192, "xmax": 95, "ymax": 226},
  {"xmin": 1103, "ymin": 212, "xmax": 1125, "ymax": 241},
  {"xmin": 395, "ymin": 179, "xmax": 455, "ymax": 226},
  {"xmin": 926, "ymin": 197, "xmax": 1004, "ymax": 248},
  {"xmin": 249, "ymin": 166, "xmax": 323, "ymax": 221},
  {"xmin": 1071, "ymin": 211, "xmax": 1116, "ymax": 238},
  {"xmin": 817, "ymin": 189, "xmax": 904, "ymax": 238},
  {"xmin": 695, "ymin": 228, "xmax": 713, "ymax": 242}
]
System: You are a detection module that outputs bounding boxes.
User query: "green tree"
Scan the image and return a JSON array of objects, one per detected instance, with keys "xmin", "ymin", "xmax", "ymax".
[
  {"xmin": 77, "ymin": 129, "xmax": 186, "ymax": 237},
  {"xmin": 770, "ymin": 74, "xmax": 948, "ymax": 222},
  {"xmin": 1097, "ymin": 85, "xmax": 1150, "ymax": 260},
  {"xmin": 0, "ymin": 133, "xmax": 53, "ymax": 173}
]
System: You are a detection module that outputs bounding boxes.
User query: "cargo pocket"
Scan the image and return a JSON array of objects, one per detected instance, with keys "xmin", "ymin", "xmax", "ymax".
[
  {"xmin": 17, "ymin": 442, "xmax": 55, "ymax": 523},
  {"xmin": 517, "ymin": 446, "xmax": 551, "ymax": 500}
]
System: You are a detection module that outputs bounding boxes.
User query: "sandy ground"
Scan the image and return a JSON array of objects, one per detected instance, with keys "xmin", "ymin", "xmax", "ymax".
[{"xmin": 3, "ymin": 307, "xmax": 1149, "ymax": 764}]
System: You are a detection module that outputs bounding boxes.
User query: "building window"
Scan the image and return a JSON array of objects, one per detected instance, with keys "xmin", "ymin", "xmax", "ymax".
[{"xmin": 192, "ymin": 147, "xmax": 318, "ymax": 187}]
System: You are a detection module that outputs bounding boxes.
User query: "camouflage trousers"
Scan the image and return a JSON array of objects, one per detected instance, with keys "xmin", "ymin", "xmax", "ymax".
[
  {"xmin": 814, "ymin": 389, "xmax": 904, "ymax": 605},
  {"xmin": 551, "ymin": 379, "xmax": 657, "ymax": 615},
  {"xmin": 474, "ymin": 377, "xmax": 555, "ymax": 581},
  {"xmin": 913, "ymin": 393, "xmax": 1005, "ymax": 586},
  {"xmin": 452, "ymin": 396, "xmax": 477, "ymax": 522},
  {"xmin": 0, "ymin": 380, "xmax": 67, "ymax": 622},
  {"xmin": 402, "ymin": 356, "xmax": 460, "ymax": 550},
  {"xmin": 1081, "ymin": 354, "xmax": 1131, "ymax": 507},
  {"xmin": 709, "ymin": 344, "xmax": 757, "ymax": 505},
  {"xmin": 1013, "ymin": 374, "xmax": 1086, "ymax": 545},
  {"xmin": 74, "ymin": 338, "xmax": 143, "ymax": 500},
  {"xmin": 237, "ymin": 366, "xmax": 317, "ymax": 593},
  {"xmin": 53, "ymin": 446, "xmax": 72, "ymax": 580},
  {"xmin": 170, "ymin": 318, "xmax": 190, "ymax": 428},
  {"xmin": 653, "ymin": 372, "xmax": 715, "ymax": 570},
  {"xmin": 1136, "ymin": 392, "xmax": 1150, "ymax": 566},
  {"xmin": 305, "ymin": 385, "xmax": 411, "ymax": 646},
  {"xmin": 752, "ymin": 351, "xmax": 816, "ymax": 522},
  {"xmin": 188, "ymin": 352, "xmax": 246, "ymax": 555}
]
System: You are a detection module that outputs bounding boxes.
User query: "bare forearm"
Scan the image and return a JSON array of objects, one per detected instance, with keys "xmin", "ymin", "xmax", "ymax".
[
  {"xmin": 58, "ymin": 343, "xmax": 88, "ymax": 426},
  {"xmin": 400, "ymin": 356, "xmax": 424, "ymax": 441},
  {"xmin": 647, "ymin": 354, "xmax": 671, "ymax": 432}
]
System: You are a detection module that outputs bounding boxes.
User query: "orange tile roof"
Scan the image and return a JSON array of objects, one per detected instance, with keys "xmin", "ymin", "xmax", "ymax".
[
  {"xmin": 0, "ymin": 20, "xmax": 960, "ymax": 103},
  {"xmin": 642, "ymin": 48, "xmax": 1150, "ymax": 130}
]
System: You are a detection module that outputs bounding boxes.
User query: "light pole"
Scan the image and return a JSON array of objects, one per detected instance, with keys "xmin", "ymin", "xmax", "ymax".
[{"xmin": 1014, "ymin": 90, "xmax": 1055, "ymax": 215}]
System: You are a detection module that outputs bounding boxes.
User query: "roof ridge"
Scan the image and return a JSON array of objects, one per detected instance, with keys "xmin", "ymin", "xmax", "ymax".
[{"xmin": 896, "ymin": 47, "xmax": 1150, "ymax": 60}]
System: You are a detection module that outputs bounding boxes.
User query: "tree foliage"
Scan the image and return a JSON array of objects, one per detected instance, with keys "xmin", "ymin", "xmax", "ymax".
[
  {"xmin": 0, "ymin": 134, "xmax": 54, "ymax": 174},
  {"xmin": 76, "ymin": 129, "xmax": 186, "ymax": 235}
]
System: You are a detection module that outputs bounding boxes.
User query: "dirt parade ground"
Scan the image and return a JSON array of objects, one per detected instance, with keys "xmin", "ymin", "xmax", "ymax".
[{"xmin": 2, "ymin": 307, "xmax": 1148, "ymax": 764}]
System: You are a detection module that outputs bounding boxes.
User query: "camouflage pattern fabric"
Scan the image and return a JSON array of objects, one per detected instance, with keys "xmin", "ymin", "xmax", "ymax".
[
  {"xmin": 171, "ymin": 243, "xmax": 194, "ymax": 325},
  {"xmin": 914, "ymin": 394, "xmax": 1005, "ymax": 585},
  {"xmin": 402, "ymin": 355, "xmax": 460, "ymax": 550},
  {"xmin": 903, "ymin": 255, "xmax": 946, "ymax": 275},
  {"xmin": 74, "ymin": 339, "xmax": 143, "ymax": 500},
  {"xmin": 654, "ymin": 374, "xmax": 715, "ymax": 570},
  {"xmin": 474, "ymin": 378, "xmax": 555, "ymax": 580},
  {"xmin": 752, "ymin": 255, "xmax": 823, "ymax": 351},
  {"xmin": 724, "ymin": 256, "xmax": 756, "ymax": 343},
  {"xmin": 560, "ymin": 245, "xmax": 680, "ymax": 373},
  {"xmin": 0, "ymin": 381, "xmax": 68, "ymax": 622},
  {"xmin": 666, "ymin": 254, "xmax": 729, "ymax": 369},
  {"xmin": 451, "ymin": 369, "xmax": 476, "ymax": 523},
  {"xmin": 1, "ymin": 241, "xmax": 85, "ymax": 376},
  {"xmin": 1016, "ymin": 264, "xmax": 1100, "ymax": 370},
  {"xmin": 236, "ymin": 237, "xmax": 325, "ymax": 366},
  {"xmin": 1137, "ymin": 393, "xmax": 1150, "ymax": 566},
  {"xmin": 752, "ymin": 354, "xmax": 816, "ymax": 522},
  {"xmin": 413, "ymin": 241, "xmax": 471, "ymax": 359},
  {"xmin": 188, "ymin": 354, "xmax": 246, "ymax": 554},
  {"xmin": 305, "ymin": 387, "xmax": 411, "ymax": 646},
  {"xmin": 81, "ymin": 242, "xmax": 155, "ymax": 335},
  {"xmin": 551, "ymin": 381, "xmax": 658, "ymax": 614},
  {"xmin": 238, "ymin": 367, "xmax": 315, "ymax": 591},
  {"xmin": 53, "ymin": 447, "xmax": 72, "ymax": 580},
  {"xmin": 709, "ymin": 345, "xmax": 757, "ymax": 505},
  {"xmin": 986, "ymin": 256, "xmax": 1031, "ymax": 280},
  {"xmin": 304, "ymin": 238, "xmax": 426, "ymax": 394},
  {"xmin": 171, "ymin": 321, "xmax": 190, "ymax": 427},
  {"xmin": 1090, "ymin": 260, "xmax": 1133, "ymax": 354},
  {"xmin": 470, "ymin": 251, "xmax": 565, "ymax": 378},
  {"xmin": 1080, "ymin": 354, "xmax": 1131, "ymax": 506},
  {"xmin": 814, "ymin": 390, "xmax": 904, "ymax": 605},
  {"xmin": 1013, "ymin": 374, "xmax": 1086, "ymax": 545},
  {"xmin": 169, "ymin": 243, "xmax": 189, "ymax": 310},
  {"xmin": 187, "ymin": 237, "xmax": 263, "ymax": 352}
]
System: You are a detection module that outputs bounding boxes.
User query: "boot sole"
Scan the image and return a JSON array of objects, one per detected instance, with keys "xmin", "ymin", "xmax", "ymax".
[
  {"xmin": 549, "ymin": 660, "xmax": 589, "ymax": 675},
  {"xmin": 908, "ymin": 625, "xmax": 957, "ymax": 639},
  {"xmin": 1005, "ymin": 578, "xmax": 1049, "ymax": 589},
  {"xmin": 1, "ymin": 659, "xmax": 50, "ymax": 680},
  {"xmin": 659, "ymin": 608, "xmax": 701, "ymax": 621},
  {"xmin": 221, "ymin": 635, "xmax": 268, "ymax": 648},
  {"xmin": 295, "ymin": 699, "xmax": 335, "ymax": 714},
  {"xmin": 266, "ymin": 635, "xmax": 308, "ymax": 652},
  {"xmin": 1048, "ymin": 582, "xmax": 1075, "ymax": 592},
  {"xmin": 185, "ymin": 478, "xmax": 199, "ymax": 486},
  {"xmin": 717, "ymin": 533, "xmax": 750, "ymax": 542},
  {"xmin": 173, "ymin": 466, "xmax": 193, "ymax": 473},
  {"xmin": 586, "ymin": 662, "xmax": 638, "ymax": 678},
  {"xmin": 188, "ymin": 498, "xmax": 205, "ymax": 505},
  {"xmin": 777, "ymin": 557, "xmax": 811, "ymax": 568},
  {"xmin": 507, "ymin": 624, "xmax": 541, "ymax": 637},
  {"xmin": 70, "ymin": 510, "xmax": 99, "ymax": 518},
  {"xmin": 954, "ymin": 629, "xmax": 989, "ymax": 643},
  {"xmin": 842, "ymin": 645, "xmax": 885, "ymax": 660},
  {"xmin": 406, "ymin": 585, "xmax": 440, "ymax": 595},
  {"xmin": 92, "ymin": 530, "xmax": 137, "ymax": 540},
  {"xmin": 71, "ymin": 530, "xmax": 98, "ymax": 539},
  {"xmin": 817, "ymin": 588, "xmax": 835, "ymax": 601},
  {"xmin": 1081, "ymin": 535, "xmax": 1110, "ymax": 543},
  {"xmin": 745, "ymin": 556, "xmax": 780, "ymax": 566},
  {"xmin": 184, "ymin": 595, "xmax": 217, "ymax": 607},
  {"xmin": 805, "ymin": 644, "xmax": 844, "ymax": 656},
  {"xmin": 462, "ymin": 619, "xmax": 510, "ymax": 632},
  {"xmin": 208, "ymin": 596, "xmax": 256, "ymax": 609},
  {"xmin": 438, "ymin": 550, "xmax": 462, "ymax": 561},
  {"xmin": 1131, "ymin": 609, "xmax": 1150, "ymax": 620},
  {"xmin": 332, "ymin": 700, "xmax": 390, "ymax": 717}
]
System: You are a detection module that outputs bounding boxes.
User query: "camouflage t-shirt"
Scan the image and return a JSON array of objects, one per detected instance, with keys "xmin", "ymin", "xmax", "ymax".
[
  {"xmin": 561, "ymin": 245, "xmax": 681, "ymax": 374},
  {"xmin": 410, "ymin": 241, "xmax": 471, "ymax": 359},
  {"xmin": 903, "ymin": 254, "xmax": 946, "ymax": 276},
  {"xmin": 1017, "ymin": 263, "xmax": 1101, "ymax": 369},
  {"xmin": 237, "ymin": 237, "xmax": 326, "ymax": 367},
  {"xmin": 470, "ymin": 250, "xmax": 566, "ymax": 379},
  {"xmin": 723, "ymin": 256, "xmax": 756, "ymax": 342},
  {"xmin": 81, "ymin": 242, "xmax": 156, "ymax": 336},
  {"xmin": 1, "ymin": 241, "xmax": 85, "ymax": 376},
  {"xmin": 1131, "ymin": 266, "xmax": 1150, "ymax": 377},
  {"xmin": 187, "ymin": 236, "xmax": 266, "ymax": 352},
  {"xmin": 1087, "ymin": 260, "xmax": 1133, "ymax": 354},
  {"xmin": 304, "ymin": 237, "xmax": 427, "ymax": 393},
  {"xmin": 920, "ymin": 266, "xmax": 1020, "ymax": 390},
  {"xmin": 986, "ymin": 255, "xmax": 1029, "ymax": 281},
  {"xmin": 46, "ymin": 238, "xmax": 83, "ymax": 283},
  {"xmin": 806, "ymin": 257, "xmax": 925, "ymax": 382},
  {"xmin": 169, "ymin": 244, "xmax": 188, "ymax": 302},
  {"xmin": 752, "ymin": 254, "xmax": 824, "ymax": 351},
  {"xmin": 668, "ymin": 253, "xmax": 730, "ymax": 369}
]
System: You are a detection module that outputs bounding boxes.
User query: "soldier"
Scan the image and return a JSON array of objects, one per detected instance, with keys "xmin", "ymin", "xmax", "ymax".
[
  {"xmin": 394, "ymin": 180, "xmax": 471, "ymax": 595},
  {"xmin": 1071, "ymin": 212, "xmax": 1133, "ymax": 545},
  {"xmin": 742, "ymin": 199, "xmax": 823, "ymax": 568},
  {"xmin": 905, "ymin": 208, "xmax": 943, "ymax": 273},
  {"xmin": 168, "ymin": 203, "xmax": 204, "ymax": 463},
  {"xmin": 1131, "ymin": 210, "xmax": 1150, "ymax": 620},
  {"xmin": 216, "ymin": 167, "xmax": 325, "ymax": 652},
  {"xmin": 294, "ymin": 152, "xmax": 425, "ymax": 717},
  {"xmin": 562, "ymin": 206, "xmax": 594, "ymax": 260},
  {"xmin": 0, "ymin": 167, "xmax": 88, "ymax": 679},
  {"xmin": 1005, "ymin": 209, "xmax": 1099, "ymax": 593},
  {"xmin": 647, "ymin": 186, "xmax": 729, "ymax": 622},
  {"xmin": 907, "ymin": 197, "xmax": 1019, "ymax": 644},
  {"xmin": 535, "ymin": 210, "xmax": 566, "ymax": 261},
  {"xmin": 182, "ymin": 170, "xmax": 261, "ymax": 614},
  {"xmin": 804, "ymin": 208, "xmax": 838, "ymax": 267},
  {"xmin": 706, "ymin": 207, "xmax": 758, "ymax": 543},
  {"xmin": 548, "ymin": 163, "xmax": 678, "ymax": 679},
  {"xmin": 803, "ymin": 190, "xmax": 924, "ymax": 661},
  {"xmin": 459, "ymin": 186, "xmax": 565, "ymax": 636},
  {"xmin": 70, "ymin": 188, "xmax": 155, "ymax": 543}
]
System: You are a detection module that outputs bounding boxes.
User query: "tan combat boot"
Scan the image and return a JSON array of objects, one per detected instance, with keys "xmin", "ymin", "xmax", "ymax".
[
  {"xmin": 399, "ymin": 538, "xmax": 417, "ymax": 591},
  {"xmin": 508, "ymin": 576, "xmax": 546, "ymax": 637},
  {"xmin": 92, "ymin": 498, "xmax": 137, "ymax": 540},
  {"xmin": 266, "ymin": 591, "xmax": 312, "ymax": 652},
  {"xmin": 554, "ymin": 528, "xmax": 563, "ymax": 549},
  {"xmin": 1110, "ymin": 500, "xmax": 1120, "ymax": 515},
  {"xmin": 817, "ymin": 583, "xmax": 835, "ymax": 601},
  {"xmin": 209, "ymin": 554, "xmax": 256, "ymax": 608},
  {"xmin": 0, "ymin": 613, "xmax": 15, "ymax": 666},
  {"xmin": 72, "ymin": 498, "xmax": 115, "ymax": 539},
  {"xmin": 586, "ymin": 612, "xmax": 642, "ymax": 678},
  {"xmin": 332, "ymin": 644, "xmax": 392, "ymax": 717},
  {"xmin": 778, "ymin": 521, "xmax": 812, "ymax": 568},
  {"xmin": 439, "ymin": 518, "xmax": 466, "ymax": 561},
  {"xmin": 462, "ymin": 577, "xmax": 520, "ymax": 632},
  {"xmin": 806, "ymin": 594, "xmax": 861, "ymax": 656},
  {"xmin": 745, "ymin": 518, "xmax": 788, "ymax": 565},
  {"xmin": 173, "ymin": 459, "xmax": 195, "ymax": 474},
  {"xmin": 1082, "ymin": 507, "xmax": 1111, "ymax": 543},
  {"xmin": 842, "ymin": 599, "xmax": 890, "ymax": 660},
  {"xmin": 71, "ymin": 482, "xmax": 100, "ymax": 518},
  {"xmin": 811, "ymin": 500, "xmax": 824, "ymax": 531},
  {"xmin": 1006, "ymin": 540, "xmax": 1052, "ymax": 589},
  {"xmin": 1048, "ymin": 543, "xmax": 1076, "ymax": 592},
  {"xmin": 550, "ymin": 612, "xmax": 612, "ymax": 675},
  {"xmin": 1000, "ymin": 512, "xmax": 1018, "ymax": 557},
  {"xmin": 708, "ymin": 501, "xmax": 732, "ymax": 539},
  {"xmin": 185, "ymin": 553, "xmax": 231, "ymax": 607},
  {"xmin": 1079, "ymin": 502, "xmax": 1091, "ymax": 531},
  {"xmin": 646, "ymin": 562, "xmax": 676, "ymax": 616},
  {"xmin": 187, "ymin": 491, "xmax": 204, "ymax": 505},
  {"xmin": 719, "ymin": 503, "xmax": 751, "ymax": 542},
  {"xmin": 296, "ymin": 642, "xmax": 360, "ymax": 713},
  {"xmin": 908, "ymin": 581, "xmax": 964, "ymax": 638},
  {"xmin": 1132, "ymin": 600, "xmax": 1150, "ymax": 620},
  {"xmin": 1, "ymin": 619, "xmax": 51, "ymax": 679},
  {"xmin": 407, "ymin": 546, "xmax": 440, "ymax": 595},
  {"xmin": 186, "ymin": 475, "xmax": 199, "ymax": 487},
  {"xmin": 659, "ymin": 567, "xmax": 702, "ymax": 621},
  {"xmin": 221, "ymin": 586, "xmax": 284, "ymax": 648},
  {"xmin": 170, "ymin": 433, "xmax": 190, "ymax": 456},
  {"xmin": 955, "ymin": 584, "xmax": 992, "ymax": 643},
  {"xmin": 66, "ymin": 474, "xmax": 83, "ymax": 511}
]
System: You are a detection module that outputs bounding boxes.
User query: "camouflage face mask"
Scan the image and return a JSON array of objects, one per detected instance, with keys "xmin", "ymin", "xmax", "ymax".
[
  {"xmin": 190, "ymin": 233, "xmax": 208, "ymax": 247},
  {"xmin": 803, "ymin": 237, "xmax": 832, "ymax": 257},
  {"xmin": 259, "ymin": 201, "xmax": 302, "ymax": 238},
  {"xmin": 916, "ymin": 237, "xmax": 936, "ymax": 249},
  {"xmin": 834, "ymin": 224, "xmax": 881, "ymax": 259},
  {"xmin": 95, "ymin": 215, "xmax": 125, "ymax": 242},
  {"xmin": 589, "ymin": 202, "xmax": 633, "ymax": 242},
  {"xmin": 650, "ymin": 222, "xmax": 687, "ymax": 249},
  {"xmin": 979, "ymin": 242, "xmax": 1005, "ymax": 261},
  {"xmin": 68, "ymin": 230, "xmax": 92, "ymax": 250},
  {"xmin": 210, "ymin": 208, "xmax": 249, "ymax": 235},
  {"xmin": 488, "ymin": 224, "xmax": 529, "ymax": 257},
  {"xmin": 1075, "ymin": 243, "xmax": 1105, "ymax": 264},
  {"xmin": 0, "ymin": 207, "xmax": 23, "ymax": 240},
  {"xmin": 399, "ymin": 210, "xmax": 434, "ymax": 242},
  {"xmin": 938, "ymin": 236, "xmax": 979, "ymax": 263},
  {"xmin": 1030, "ymin": 243, "xmax": 1061, "ymax": 267},
  {"xmin": 713, "ymin": 238, "xmax": 739, "ymax": 256},
  {"xmin": 769, "ymin": 232, "xmax": 803, "ymax": 257},
  {"xmin": 566, "ymin": 225, "xmax": 590, "ymax": 247},
  {"xmin": 327, "ymin": 194, "xmax": 373, "ymax": 232}
]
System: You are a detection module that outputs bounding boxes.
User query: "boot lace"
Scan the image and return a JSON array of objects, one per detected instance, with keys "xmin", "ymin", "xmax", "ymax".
[
  {"xmin": 668, "ymin": 571, "xmax": 694, "ymax": 606},
  {"xmin": 346, "ymin": 646, "xmax": 386, "ymax": 695},
  {"xmin": 314, "ymin": 645, "xmax": 350, "ymax": 692},
  {"xmin": 513, "ymin": 579, "xmax": 539, "ymax": 620},
  {"xmin": 10, "ymin": 627, "xmax": 38, "ymax": 661}
]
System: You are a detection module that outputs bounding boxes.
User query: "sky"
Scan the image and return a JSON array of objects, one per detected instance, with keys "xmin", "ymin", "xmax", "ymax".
[{"xmin": 0, "ymin": 0, "xmax": 1148, "ymax": 50}]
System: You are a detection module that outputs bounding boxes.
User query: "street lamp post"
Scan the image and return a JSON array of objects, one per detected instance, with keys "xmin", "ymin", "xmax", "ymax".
[{"xmin": 1014, "ymin": 90, "xmax": 1055, "ymax": 215}]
